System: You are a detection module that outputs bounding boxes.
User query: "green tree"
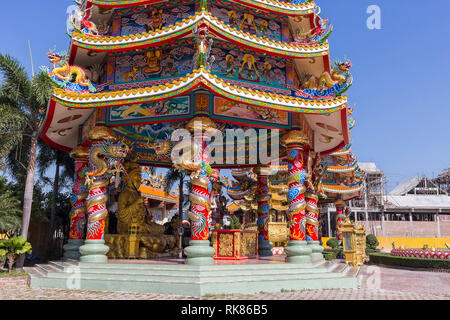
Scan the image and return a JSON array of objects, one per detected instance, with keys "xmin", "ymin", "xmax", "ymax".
[
  {"xmin": 0, "ymin": 54, "xmax": 54, "ymax": 268},
  {"xmin": 0, "ymin": 177, "xmax": 21, "ymax": 236},
  {"xmin": 37, "ymin": 143, "xmax": 74, "ymax": 257},
  {"xmin": 164, "ymin": 168, "xmax": 191, "ymax": 218}
]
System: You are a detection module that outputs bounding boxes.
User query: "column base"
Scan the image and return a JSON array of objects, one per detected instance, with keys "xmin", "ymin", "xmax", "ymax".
[
  {"xmin": 184, "ymin": 240, "xmax": 215, "ymax": 266},
  {"xmin": 258, "ymin": 239, "xmax": 273, "ymax": 257},
  {"xmin": 79, "ymin": 240, "xmax": 109, "ymax": 263},
  {"xmin": 63, "ymin": 239, "xmax": 84, "ymax": 260},
  {"xmin": 285, "ymin": 240, "xmax": 312, "ymax": 264},
  {"xmin": 308, "ymin": 241, "xmax": 325, "ymax": 263}
]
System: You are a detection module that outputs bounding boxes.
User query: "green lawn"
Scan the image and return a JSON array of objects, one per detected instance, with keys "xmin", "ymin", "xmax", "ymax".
[{"xmin": 0, "ymin": 269, "xmax": 28, "ymax": 278}]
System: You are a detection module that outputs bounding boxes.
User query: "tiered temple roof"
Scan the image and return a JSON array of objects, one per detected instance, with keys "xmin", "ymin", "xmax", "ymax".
[{"xmin": 41, "ymin": 0, "xmax": 352, "ymax": 161}]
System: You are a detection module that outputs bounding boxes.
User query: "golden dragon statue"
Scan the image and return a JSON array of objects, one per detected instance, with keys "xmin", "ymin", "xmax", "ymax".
[
  {"xmin": 85, "ymin": 140, "xmax": 130, "ymax": 185},
  {"xmin": 43, "ymin": 50, "xmax": 96, "ymax": 93},
  {"xmin": 304, "ymin": 59, "xmax": 352, "ymax": 91}
]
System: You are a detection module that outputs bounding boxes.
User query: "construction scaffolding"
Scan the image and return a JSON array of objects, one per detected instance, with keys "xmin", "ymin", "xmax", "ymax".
[{"xmin": 433, "ymin": 168, "xmax": 450, "ymax": 194}]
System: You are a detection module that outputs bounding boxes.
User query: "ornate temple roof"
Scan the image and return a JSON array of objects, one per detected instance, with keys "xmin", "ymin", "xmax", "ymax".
[
  {"xmin": 51, "ymin": 68, "xmax": 347, "ymax": 112},
  {"xmin": 87, "ymin": 0, "xmax": 317, "ymax": 15},
  {"xmin": 139, "ymin": 184, "xmax": 179, "ymax": 204},
  {"xmin": 139, "ymin": 168, "xmax": 179, "ymax": 205},
  {"xmin": 71, "ymin": 9, "xmax": 329, "ymax": 57}
]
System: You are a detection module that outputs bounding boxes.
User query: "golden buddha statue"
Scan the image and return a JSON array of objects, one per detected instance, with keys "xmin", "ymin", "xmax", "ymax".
[
  {"xmin": 115, "ymin": 161, "xmax": 178, "ymax": 259},
  {"xmin": 118, "ymin": 161, "xmax": 165, "ymax": 235}
]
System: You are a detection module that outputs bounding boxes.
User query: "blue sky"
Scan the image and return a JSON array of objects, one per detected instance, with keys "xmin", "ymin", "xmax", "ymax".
[{"xmin": 0, "ymin": 0, "xmax": 449, "ymax": 191}]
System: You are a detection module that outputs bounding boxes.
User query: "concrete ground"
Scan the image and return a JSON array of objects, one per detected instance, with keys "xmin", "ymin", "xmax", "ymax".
[{"xmin": 1, "ymin": 264, "xmax": 449, "ymax": 300}]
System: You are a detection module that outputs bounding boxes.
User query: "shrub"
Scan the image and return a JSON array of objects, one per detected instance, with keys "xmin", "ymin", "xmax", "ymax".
[
  {"xmin": 366, "ymin": 234, "xmax": 379, "ymax": 250},
  {"xmin": 0, "ymin": 236, "xmax": 32, "ymax": 272},
  {"xmin": 323, "ymin": 248, "xmax": 342, "ymax": 260},
  {"xmin": 324, "ymin": 252, "xmax": 337, "ymax": 261},
  {"xmin": 368, "ymin": 253, "xmax": 450, "ymax": 269},
  {"xmin": 326, "ymin": 238, "xmax": 340, "ymax": 249}
]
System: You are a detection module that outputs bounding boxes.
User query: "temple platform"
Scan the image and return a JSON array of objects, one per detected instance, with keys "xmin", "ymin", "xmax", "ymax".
[{"xmin": 26, "ymin": 257, "xmax": 359, "ymax": 297}]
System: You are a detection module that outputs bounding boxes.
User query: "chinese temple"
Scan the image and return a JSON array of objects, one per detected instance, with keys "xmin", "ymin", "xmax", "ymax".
[{"xmin": 32, "ymin": 0, "xmax": 362, "ymax": 295}]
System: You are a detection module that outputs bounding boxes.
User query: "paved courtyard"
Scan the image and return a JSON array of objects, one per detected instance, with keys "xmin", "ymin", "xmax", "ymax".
[{"xmin": 1, "ymin": 265, "xmax": 448, "ymax": 300}]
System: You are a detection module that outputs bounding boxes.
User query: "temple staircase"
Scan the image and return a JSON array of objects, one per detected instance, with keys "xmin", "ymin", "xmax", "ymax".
[{"xmin": 26, "ymin": 260, "xmax": 359, "ymax": 297}]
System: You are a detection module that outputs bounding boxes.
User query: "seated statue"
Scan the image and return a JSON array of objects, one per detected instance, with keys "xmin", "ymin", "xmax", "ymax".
[
  {"xmin": 117, "ymin": 161, "xmax": 165, "ymax": 235},
  {"xmin": 116, "ymin": 161, "xmax": 178, "ymax": 259}
]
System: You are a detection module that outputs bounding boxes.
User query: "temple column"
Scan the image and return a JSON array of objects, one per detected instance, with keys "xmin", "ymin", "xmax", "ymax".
[
  {"xmin": 79, "ymin": 127, "xmax": 128, "ymax": 263},
  {"xmin": 63, "ymin": 146, "xmax": 89, "ymax": 260},
  {"xmin": 254, "ymin": 165, "xmax": 273, "ymax": 257},
  {"xmin": 335, "ymin": 200, "xmax": 346, "ymax": 242},
  {"xmin": 305, "ymin": 192, "xmax": 324, "ymax": 262},
  {"xmin": 282, "ymin": 130, "xmax": 312, "ymax": 264},
  {"xmin": 183, "ymin": 117, "xmax": 216, "ymax": 265}
]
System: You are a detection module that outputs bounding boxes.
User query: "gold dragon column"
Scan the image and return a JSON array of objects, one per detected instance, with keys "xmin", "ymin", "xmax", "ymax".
[
  {"xmin": 63, "ymin": 146, "xmax": 89, "ymax": 260},
  {"xmin": 182, "ymin": 117, "xmax": 217, "ymax": 265},
  {"xmin": 253, "ymin": 165, "xmax": 273, "ymax": 256},
  {"xmin": 281, "ymin": 130, "xmax": 312, "ymax": 264},
  {"xmin": 79, "ymin": 127, "xmax": 129, "ymax": 263}
]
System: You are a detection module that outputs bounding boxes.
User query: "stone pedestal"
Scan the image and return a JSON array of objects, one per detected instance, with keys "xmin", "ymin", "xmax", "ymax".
[
  {"xmin": 258, "ymin": 239, "xmax": 274, "ymax": 257},
  {"xmin": 308, "ymin": 241, "xmax": 325, "ymax": 262},
  {"xmin": 79, "ymin": 240, "xmax": 109, "ymax": 263},
  {"xmin": 285, "ymin": 240, "xmax": 312, "ymax": 264},
  {"xmin": 184, "ymin": 240, "xmax": 215, "ymax": 265},
  {"xmin": 63, "ymin": 239, "xmax": 84, "ymax": 260}
]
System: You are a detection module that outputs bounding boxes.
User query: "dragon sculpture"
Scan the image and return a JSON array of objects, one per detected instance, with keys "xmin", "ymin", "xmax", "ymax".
[
  {"xmin": 172, "ymin": 136, "xmax": 213, "ymax": 240},
  {"xmin": 85, "ymin": 140, "xmax": 130, "ymax": 185},
  {"xmin": 43, "ymin": 50, "xmax": 96, "ymax": 93},
  {"xmin": 304, "ymin": 59, "xmax": 352, "ymax": 91},
  {"xmin": 84, "ymin": 139, "xmax": 129, "ymax": 240}
]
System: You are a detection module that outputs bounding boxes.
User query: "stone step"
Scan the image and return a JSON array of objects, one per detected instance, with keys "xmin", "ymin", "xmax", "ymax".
[
  {"xmin": 25, "ymin": 266, "xmax": 45, "ymax": 278},
  {"xmin": 52, "ymin": 264, "xmax": 331, "ymax": 277},
  {"xmin": 28, "ymin": 260, "xmax": 358, "ymax": 296},
  {"xmin": 328, "ymin": 263, "xmax": 348, "ymax": 274},
  {"xmin": 48, "ymin": 261, "xmax": 78, "ymax": 271},
  {"xmin": 73, "ymin": 260, "xmax": 328, "ymax": 272},
  {"xmin": 29, "ymin": 272, "xmax": 357, "ymax": 296},
  {"xmin": 345, "ymin": 265, "xmax": 360, "ymax": 277},
  {"xmin": 35, "ymin": 264, "xmax": 61, "ymax": 275},
  {"xmin": 34, "ymin": 268, "xmax": 344, "ymax": 283}
]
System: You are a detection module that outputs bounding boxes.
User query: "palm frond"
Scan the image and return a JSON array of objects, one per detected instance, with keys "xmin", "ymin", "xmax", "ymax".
[
  {"xmin": 31, "ymin": 71, "xmax": 55, "ymax": 111},
  {"xmin": 0, "ymin": 54, "xmax": 32, "ymax": 110},
  {"xmin": 164, "ymin": 168, "xmax": 185, "ymax": 193}
]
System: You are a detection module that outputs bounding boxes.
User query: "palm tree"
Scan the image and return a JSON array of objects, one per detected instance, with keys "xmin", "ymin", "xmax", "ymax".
[
  {"xmin": 164, "ymin": 168, "xmax": 191, "ymax": 219},
  {"xmin": 0, "ymin": 190, "xmax": 22, "ymax": 237},
  {"xmin": 37, "ymin": 143, "xmax": 74, "ymax": 258},
  {"xmin": 164, "ymin": 168, "xmax": 191, "ymax": 258},
  {"xmin": 0, "ymin": 54, "xmax": 54, "ymax": 267}
]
